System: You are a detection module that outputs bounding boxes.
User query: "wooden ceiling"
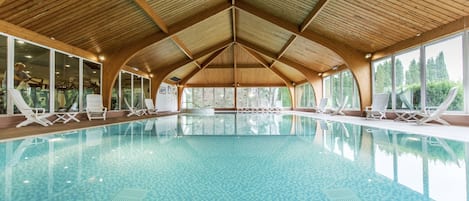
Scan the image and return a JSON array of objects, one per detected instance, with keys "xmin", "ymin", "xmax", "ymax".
[{"xmin": 1, "ymin": 0, "xmax": 469, "ymax": 87}]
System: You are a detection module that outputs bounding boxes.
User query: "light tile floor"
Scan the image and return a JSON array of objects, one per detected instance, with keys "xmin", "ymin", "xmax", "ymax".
[{"xmin": 288, "ymin": 111, "xmax": 469, "ymax": 142}]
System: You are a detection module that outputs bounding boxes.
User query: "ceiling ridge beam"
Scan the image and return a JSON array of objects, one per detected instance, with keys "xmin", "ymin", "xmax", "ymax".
[
  {"xmin": 180, "ymin": 46, "xmax": 230, "ymax": 85},
  {"xmin": 134, "ymin": 0, "xmax": 169, "ymax": 33},
  {"xmin": 232, "ymin": 5, "xmax": 237, "ymax": 42},
  {"xmin": 300, "ymin": 0, "xmax": 330, "ymax": 32},
  {"xmin": 239, "ymin": 43, "xmax": 293, "ymax": 88}
]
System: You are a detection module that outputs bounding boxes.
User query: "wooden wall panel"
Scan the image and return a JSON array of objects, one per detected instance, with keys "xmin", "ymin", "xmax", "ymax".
[
  {"xmin": 273, "ymin": 62, "xmax": 306, "ymax": 83},
  {"xmin": 187, "ymin": 68, "xmax": 234, "ymax": 85},
  {"xmin": 236, "ymin": 68, "xmax": 284, "ymax": 86},
  {"xmin": 210, "ymin": 45, "xmax": 234, "ymax": 66},
  {"xmin": 164, "ymin": 62, "xmax": 198, "ymax": 83}
]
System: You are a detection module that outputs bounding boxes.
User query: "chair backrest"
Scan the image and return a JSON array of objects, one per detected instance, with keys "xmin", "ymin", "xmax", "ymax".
[
  {"xmin": 372, "ymin": 93, "xmax": 389, "ymax": 111},
  {"xmin": 337, "ymin": 96, "xmax": 349, "ymax": 110},
  {"xmin": 318, "ymin": 98, "xmax": 328, "ymax": 110},
  {"xmin": 86, "ymin": 94, "xmax": 104, "ymax": 110},
  {"xmin": 8, "ymin": 88, "xmax": 33, "ymax": 115},
  {"xmin": 123, "ymin": 97, "xmax": 132, "ymax": 109},
  {"xmin": 428, "ymin": 87, "xmax": 458, "ymax": 117},
  {"xmin": 399, "ymin": 93, "xmax": 413, "ymax": 110},
  {"xmin": 145, "ymin": 98, "xmax": 155, "ymax": 110}
]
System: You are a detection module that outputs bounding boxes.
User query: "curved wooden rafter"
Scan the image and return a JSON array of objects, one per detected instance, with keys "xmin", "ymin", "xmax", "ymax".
[
  {"xmin": 101, "ymin": 2, "xmax": 233, "ymax": 107},
  {"xmin": 234, "ymin": 0, "xmax": 370, "ymax": 108}
]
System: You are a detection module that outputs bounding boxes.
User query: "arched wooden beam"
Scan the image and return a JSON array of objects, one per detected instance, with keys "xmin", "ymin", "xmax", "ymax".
[
  {"xmin": 150, "ymin": 40, "xmax": 233, "ymax": 109},
  {"xmin": 240, "ymin": 45, "xmax": 297, "ymax": 108},
  {"xmin": 101, "ymin": 2, "xmax": 232, "ymax": 107},
  {"xmin": 134, "ymin": 0, "xmax": 169, "ymax": 33},
  {"xmin": 237, "ymin": 39, "xmax": 322, "ymax": 105},
  {"xmin": 235, "ymin": 0, "xmax": 370, "ymax": 110}
]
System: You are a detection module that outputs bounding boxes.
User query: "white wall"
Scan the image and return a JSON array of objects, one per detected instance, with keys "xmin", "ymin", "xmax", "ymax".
[{"xmin": 156, "ymin": 82, "xmax": 178, "ymax": 112}]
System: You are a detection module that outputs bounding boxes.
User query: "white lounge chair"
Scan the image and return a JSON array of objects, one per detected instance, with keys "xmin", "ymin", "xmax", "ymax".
[
  {"xmin": 365, "ymin": 93, "xmax": 389, "ymax": 120},
  {"xmin": 144, "ymin": 98, "xmax": 158, "ymax": 115},
  {"xmin": 330, "ymin": 96, "xmax": 348, "ymax": 116},
  {"xmin": 124, "ymin": 98, "xmax": 145, "ymax": 117},
  {"xmin": 8, "ymin": 88, "xmax": 53, "ymax": 127},
  {"xmin": 417, "ymin": 87, "xmax": 458, "ymax": 125},
  {"xmin": 86, "ymin": 94, "xmax": 107, "ymax": 120},
  {"xmin": 315, "ymin": 98, "xmax": 328, "ymax": 113}
]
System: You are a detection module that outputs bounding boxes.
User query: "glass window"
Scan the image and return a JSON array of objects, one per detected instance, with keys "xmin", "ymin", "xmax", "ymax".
[
  {"xmin": 182, "ymin": 87, "xmax": 234, "ymax": 108},
  {"xmin": 133, "ymin": 75, "xmax": 142, "ymax": 109},
  {"xmin": 331, "ymin": 74, "xmax": 340, "ymax": 108},
  {"xmin": 237, "ymin": 87, "xmax": 291, "ymax": 108},
  {"xmin": 323, "ymin": 77, "xmax": 331, "ymax": 107},
  {"xmin": 425, "ymin": 35, "xmax": 463, "ymax": 111},
  {"xmin": 14, "ymin": 39, "xmax": 50, "ymax": 112},
  {"xmin": 143, "ymin": 78, "xmax": 150, "ymax": 99},
  {"xmin": 0, "ymin": 35, "xmax": 6, "ymax": 114},
  {"xmin": 82, "ymin": 60, "xmax": 101, "ymax": 110},
  {"xmin": 121, "ymin": 72, "xmax": 132, "ymax": 110},
  {"xmin": 54, "ymin": 52, "xmax": 79, "ymax": 112},
  {"xmin": 372, "ymin": 57, "xmax": 392, "ymax": 109},
  {"xmin": 395, "ymin": 48, "xmax": 420, "ymax": 110},
  {"xmin": 342, "ymin": 71, "xmax": 360, "ymax": 109},
  {"xmin": 110, "ymin": 74, "xmax": 120, "ymax": 110},
  {"xmin": 296, "ymin": 83, "xmax": 316, "ymax": 108}
]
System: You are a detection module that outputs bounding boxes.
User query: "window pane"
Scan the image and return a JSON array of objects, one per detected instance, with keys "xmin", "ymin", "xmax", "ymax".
[
  {"xmin": 111, "ymin": 74, "xmax": 119, "ymax": 110},
  {"xmin": 203, "ymin": 88, "xmax": 214, "ymax": 107},
  {"xmin": 237, "ymin": 87, "xmax": 291, "ymax": 108},
  {"xmin": 121, "ymin": 72, "xmax": 132, "ymax": 110},
  {"xmin": 143, "ymin": 78, "xmax": 150, "ymax": 99},
  {"xmin": 14, "ymin": 39, "xmax": 50, "ymax": 112},
  {"xmin": 296, "ymin": 83, "xmax": 316, "ymax": 108},
  {"xmin": 395, "ymin": 48, "xmax": 420, "ymax": 110},
  {"xmin": 0, "ymin": 35, "xmax": 6, "ymax": 114},
  {"xmin": 133, "ymin": 75, "xmax": 142, "ymax": 109},
  {"xmin": 372, "ymin": 58, "xmax": 392, "ymax": 109},
  {"xmin": 55, "ymin": 52, "xmax": 79, "ymax": 112},
  {"xmin": 323, "ymin": 77, "xmax": 331, "ymax": 106},
  {"xmin": 425, "ymin": 35, "xmax": 463, "ymax": 111},
  {"xmin": 82, "ymin": 60, "xmax": 101, "ymax": 109},
  {"xmin": 331, "ymin": 74, "xmax": 340, "ymax": 108},
  {"xmin": 342, "ymin": 70, "xmax": 360, "ymax": 109}
]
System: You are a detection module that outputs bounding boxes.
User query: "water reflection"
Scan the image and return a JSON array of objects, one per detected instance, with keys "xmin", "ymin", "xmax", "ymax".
[{"xmin": 0, "ymin": 114, "xmax": 467, "ymax": 200}]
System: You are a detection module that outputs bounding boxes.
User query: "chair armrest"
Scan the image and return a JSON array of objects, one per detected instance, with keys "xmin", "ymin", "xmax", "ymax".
[
  {"xmin": 365, "ymin": 106, "xmax": 372, "ymax": 111},
  {"xmin": 31, "ymin": 108, "xmax": 46, "ymax": 115}
]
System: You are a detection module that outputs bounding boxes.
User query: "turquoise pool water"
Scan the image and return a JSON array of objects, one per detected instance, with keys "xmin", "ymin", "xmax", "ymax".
[{"xmin": 0, "ymin": 113, "xmax": 466, "ymax": 200}]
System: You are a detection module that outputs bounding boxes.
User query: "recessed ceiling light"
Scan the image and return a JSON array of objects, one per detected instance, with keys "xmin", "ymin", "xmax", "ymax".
[
  {"xmin": 65, "ymin": 64, "xmax": 70, "ymax": 68},
  {"xmin": 98, "ymin": 55, "xmax": 105, "ymax": 61},
  {"xmin": 16, "ymin": 40, "xmax": 25, "ymax": 44},
  {"xmin": 24, "ymin": 55, "xmax": 32, "ymax": 59}
]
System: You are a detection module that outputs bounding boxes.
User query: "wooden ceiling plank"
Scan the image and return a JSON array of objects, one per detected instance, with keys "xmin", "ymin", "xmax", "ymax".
[
  {"xmin": 171, "ymin": 35, "xmax": 194, "ymax": 59},
  {"xmin": 207, "ymin": 64, "xmax": 265, "ymax": 68},
  {"xmin": 134, "ymin": 0, "xmax": 169, "ymax": 33},
  {"xmin": 277, "ymin": 35, "xmax": 297, "ymax": 59},
  {"xmin": 300, "ymin": 0, "xmax": 329, "ymax": 32}
]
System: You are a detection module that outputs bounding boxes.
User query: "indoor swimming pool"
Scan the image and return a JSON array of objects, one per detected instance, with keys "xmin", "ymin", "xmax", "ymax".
[{"xmin": 0, "ymin": 113, "xmax": 466, "ymax": 200}]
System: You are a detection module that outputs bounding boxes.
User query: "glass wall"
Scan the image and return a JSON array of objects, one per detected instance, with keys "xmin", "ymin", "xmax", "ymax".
[
  {"xmin": 143, "ymin": 78, "xmax": 150, "ymax": 99},
  {"xmin": 296, "ymin": 83, "xmax": 316, "ymax": 108},
  {"xmin": 133, "ymin": 76, "xmax": 142, "ymax": 109},
  {"xmin": 110, "ymin": 74, "xmax": 120, "ymax": 110},
  {"xmin": 14, "ymin": 39, "xmax": 50, "ymax": 112},
  {"xmin": 424, "ymin": 35, "xmax": 463, "ymax": 111},
  {"xmin": 236, "ymin": 87, "xmax": 291, "ymax": 108},
  {"xmin": 395, "ymin": 48, "xmax": 420, "ymax": 110},
  {"xmin": 182, "ymin": 87, "xmax": 234, "ymax": 108},
  {"xmin": 55, "ymin": 52, "xmax": 79, "ymax": 112},
  {"xmin": 0, "ymin": 33, "xmax": 103, "ymax": 116},
  {"xmin": 372, "ymin": 33, "xmax": 465, "ymax": 113},
  {"xmin": 0, "ymin": 35, "xmax": 6, "ymax": 114},
  {"xmin": 82, "ymin": 60, "xmax": 101, "ymax": 110},
  {"xmin": 372, "ymin": 57, "xmax": 393, "ymax": 105},
  {"xmin": 323, "ymin": 70, "xmax": 361, "ymax": 110},
  {"xmin": 121, "ymin": 72, "xmax": 132, "ymax": 110}
]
